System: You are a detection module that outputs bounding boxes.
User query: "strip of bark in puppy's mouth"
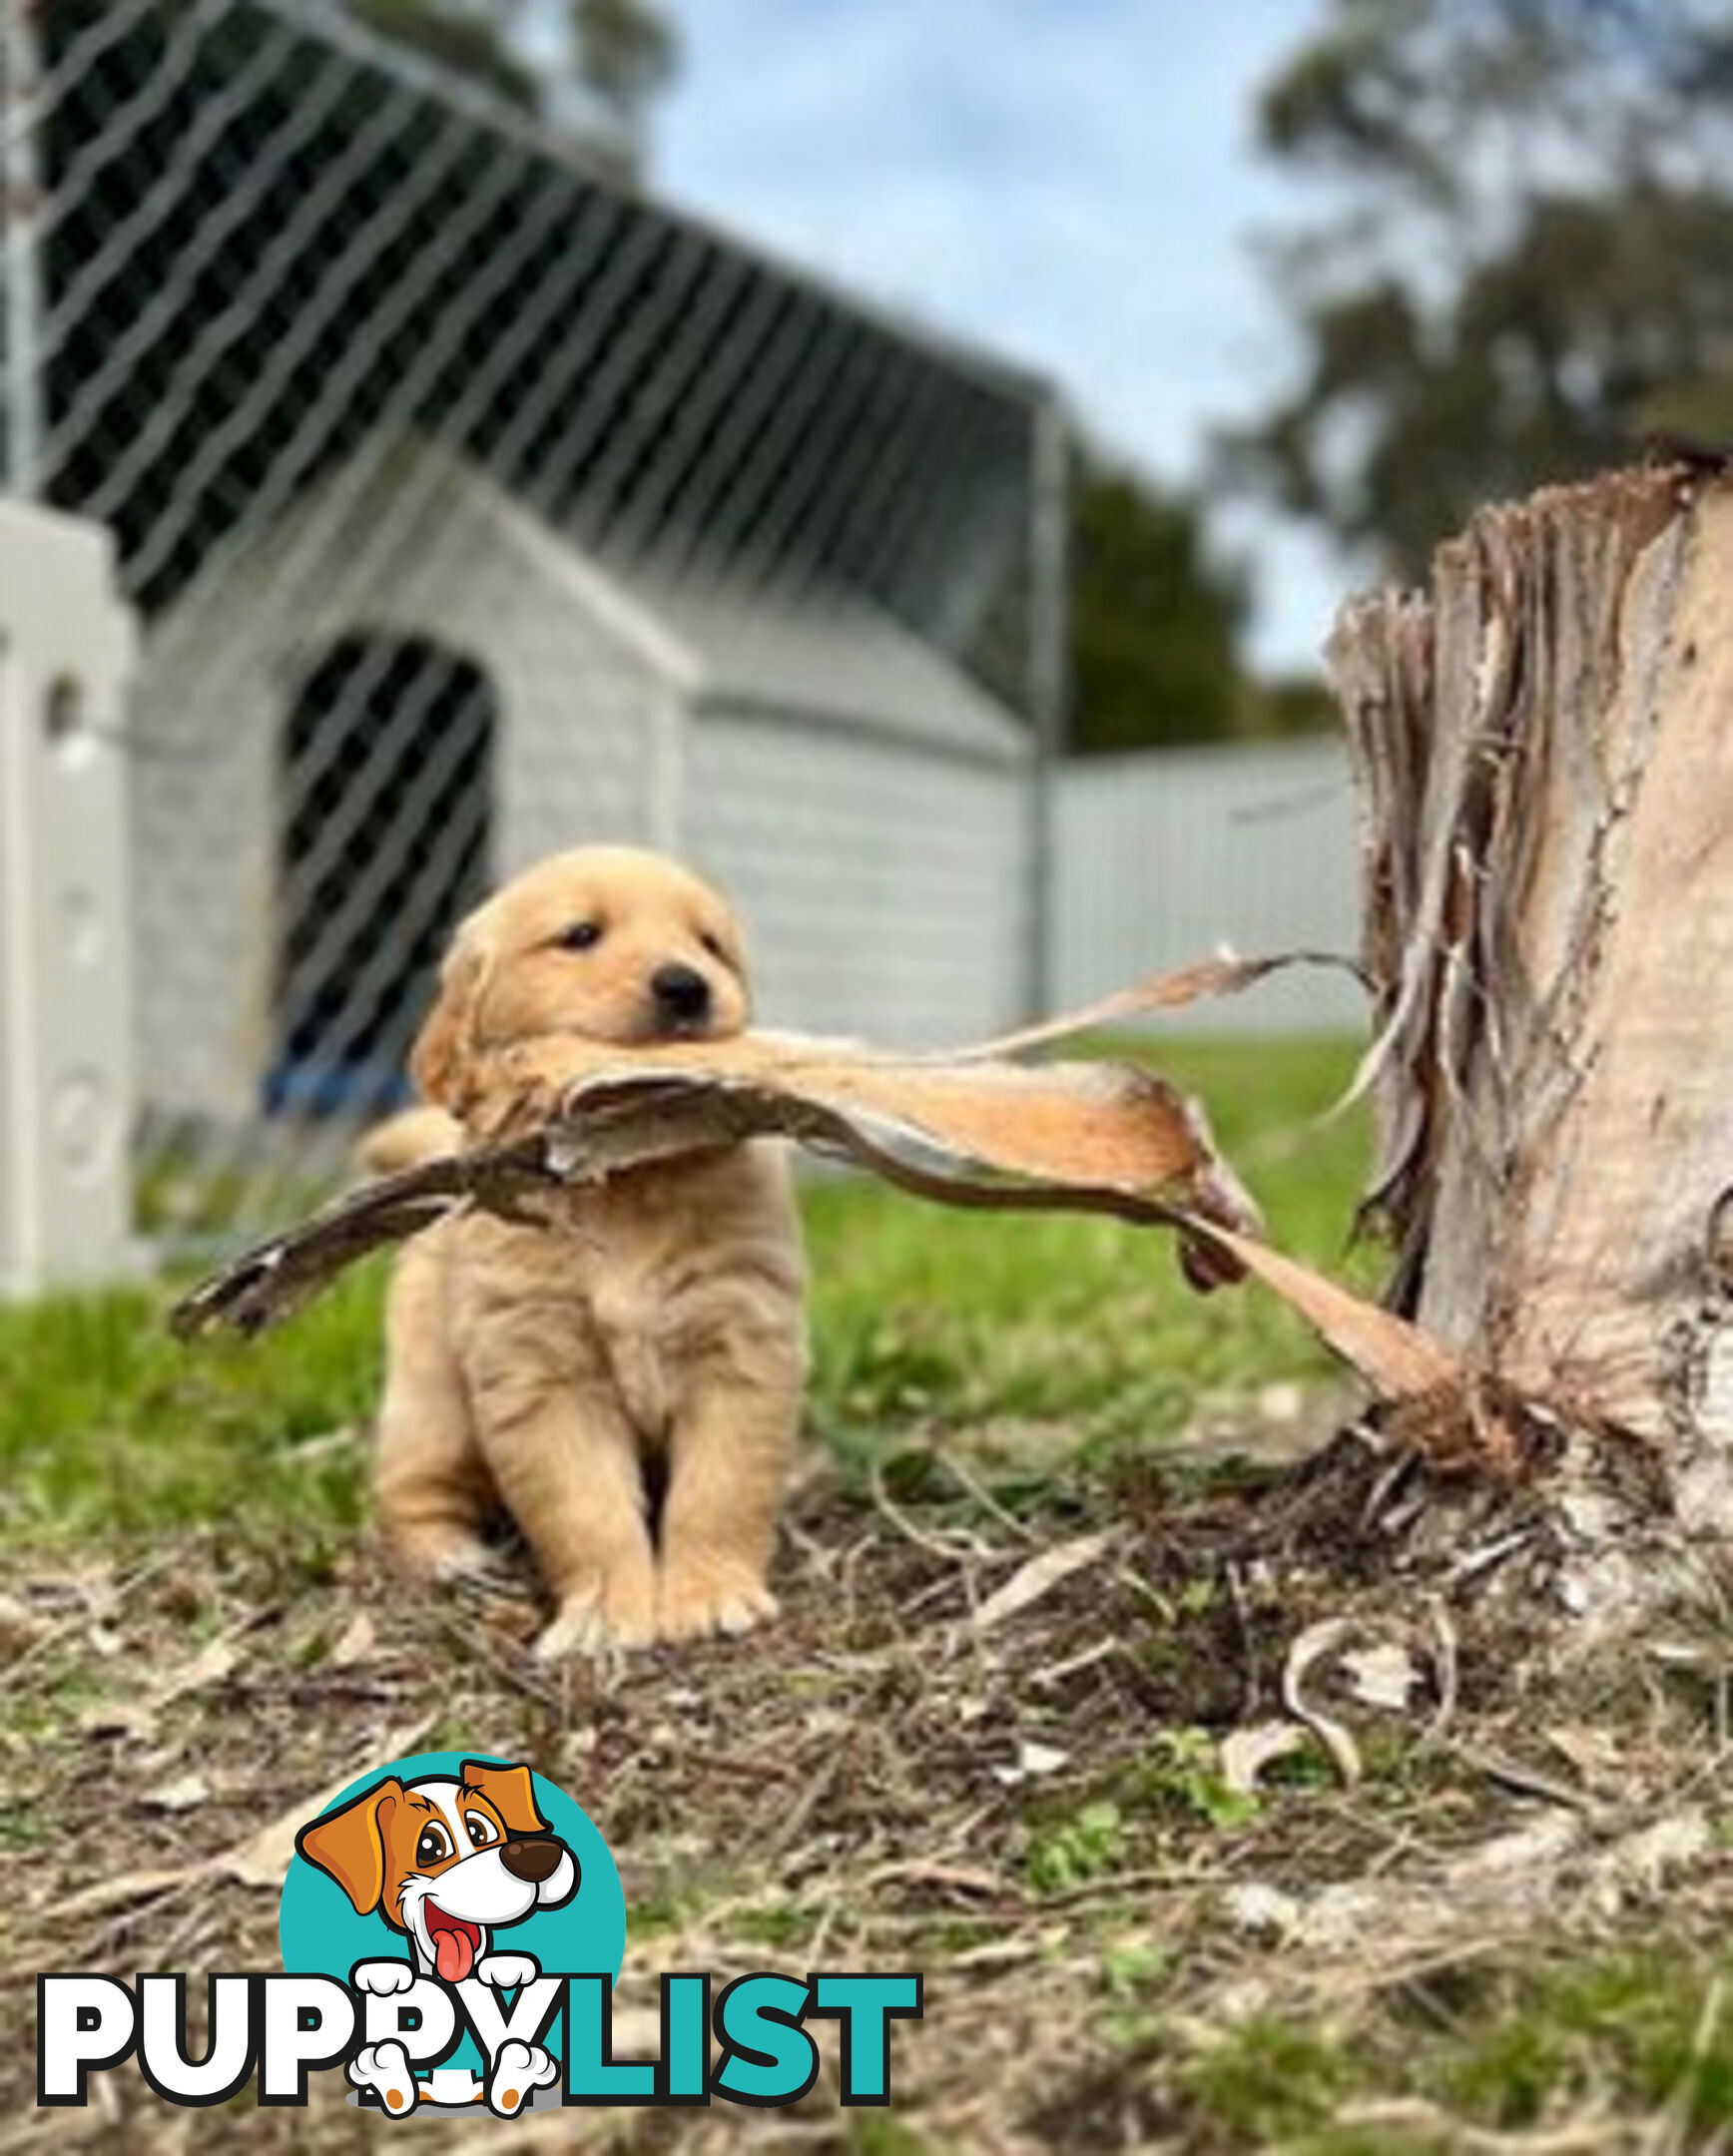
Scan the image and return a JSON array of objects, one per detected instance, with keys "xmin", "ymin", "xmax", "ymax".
[{"xmin": 424, "ymin": 1902, "xmax": 482, "ymax": 1981}]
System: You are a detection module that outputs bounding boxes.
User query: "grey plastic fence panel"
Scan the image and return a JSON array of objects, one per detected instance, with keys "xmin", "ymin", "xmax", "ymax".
[{"xmin": 1052, "ymin": 741, "xmax": 1366, "ymax": 1038}]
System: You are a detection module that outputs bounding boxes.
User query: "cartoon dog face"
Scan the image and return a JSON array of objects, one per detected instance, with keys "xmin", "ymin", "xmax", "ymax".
[
  {"xmin": 411, "ymin": 846, "xmax": 752, "ymax": 1114},
  {"xmin": 295, "ymin": 1759, "xmax": 578, "ymax": 1982}
]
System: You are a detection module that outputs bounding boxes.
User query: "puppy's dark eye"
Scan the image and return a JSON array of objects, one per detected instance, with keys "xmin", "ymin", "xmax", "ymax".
[
  {"xmin": 556, "ymin": 920, "xmax": 603, "ymax": 952},
  {"xmin": 464, "ymin": 1811, "xmax": 498, "ymax": 1849},
  {"xmin": 699, "ymin": 930, "xmax": 727, "ymax": 962},
  {"xmin": 415, "ymin": 1824, "xmax": 452, "ymax": 1867}
]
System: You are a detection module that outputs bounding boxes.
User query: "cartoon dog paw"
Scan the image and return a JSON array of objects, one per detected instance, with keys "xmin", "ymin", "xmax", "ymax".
[
  {"xmin": 476, "ymin": 1951, "xmax": 539, "ymax": 1989},
  {"xmin": 486, "ymin": 2038, "xmax": 558, "ymax": 2118},
  {"xmin": 351, "ymin": 1959, "xmax": 416, "ymax": 1996},
  {"xmin": 348, "ymin": 2039, "xmax": 419, "ymax": 2116}
]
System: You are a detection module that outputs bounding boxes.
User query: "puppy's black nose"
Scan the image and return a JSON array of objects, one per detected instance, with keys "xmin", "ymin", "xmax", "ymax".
[
  {"xmin": 651, "ymin": 962, "xmax": 711, "ymax": 1025},
  {"xmin": 500, "ymin": 1836, "xmax": 565, "ymax": 1885}
]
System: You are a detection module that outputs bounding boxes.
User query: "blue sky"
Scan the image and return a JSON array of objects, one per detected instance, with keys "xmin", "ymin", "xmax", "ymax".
[{"xmin": 654, "ymin": 0, "xmax": 1346, "ymax": 674}]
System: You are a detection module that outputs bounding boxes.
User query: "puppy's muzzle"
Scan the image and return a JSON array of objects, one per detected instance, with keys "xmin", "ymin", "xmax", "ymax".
[
  {"xmin": 651, "ymin": 962, "xmax": 712, "ymax": 1030},
  {"xmin": 500, "ymin": 1835, "xmax": 568, "ymax": 1886}
]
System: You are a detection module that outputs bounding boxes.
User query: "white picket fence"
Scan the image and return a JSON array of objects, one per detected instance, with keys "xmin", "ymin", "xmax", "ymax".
[{"xmin": 1051, "ymin": 740, "xmax": 1366, "ymax": 1037}]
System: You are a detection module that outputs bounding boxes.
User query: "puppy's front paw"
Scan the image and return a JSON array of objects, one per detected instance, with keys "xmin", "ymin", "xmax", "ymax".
[
  {"xmin": 486, "ymin": 2037, "xmax": 558, "ymax": 2118},
  {"xmin": 657, "ymin": 1564, "xmax": 780, "ymax": 1644},
  {"xmin": 351, "ymin": 1958, "xmax": 416, "ymax": 1996},
  {"xmin": 348, "ymin": 2039, "xmax": 419, "ymax": 2115},
  {"xmin": 476, "ymin": 1951, "xmax": 539, "ymax": 1989},
  {"xmin": 387, "ymin": 1522, "xmax": 510, "ymax": 1591},
  {"xmin": 534, "ymin": 1571, "xmax": 657, "ymax": 1660}
]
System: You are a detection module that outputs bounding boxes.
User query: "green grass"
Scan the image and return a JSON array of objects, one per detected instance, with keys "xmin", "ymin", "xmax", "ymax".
[
  {"xmin": 0, "ymin": 1034, "xmax": 1370, "ymax": 1548},
  {"xmin": 1434, "ymin": 1949, "xmax": 1733, "ymax": 2134},
  {"xmin": 0, "ymin": 1266, "xmax": 384, "ymax": 1544},
  {"xmin": 1167, "ymin": 1944, "xmax": 1733, "ymax": 2150},
  {"xmin": 1178, "ymin": 2016, "xmax": 1364, "ymax": 2146}
]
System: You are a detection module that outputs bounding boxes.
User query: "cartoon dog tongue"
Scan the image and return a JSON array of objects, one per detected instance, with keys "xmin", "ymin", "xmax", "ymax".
[{"xmin": 429, "ymin": 1911, "xmax": 476, "ymax": 1982}]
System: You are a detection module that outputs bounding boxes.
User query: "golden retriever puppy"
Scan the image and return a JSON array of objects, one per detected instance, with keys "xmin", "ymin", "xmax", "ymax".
[{"xmin": 371, "ymin": 846, "xmax": 807, "ymax": 1659}]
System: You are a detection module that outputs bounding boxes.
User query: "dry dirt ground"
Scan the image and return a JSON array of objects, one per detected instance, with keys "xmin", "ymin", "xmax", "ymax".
[{"xmin": 5, "ymin": 1431, "xmax": 1733, "ymax": 2154}]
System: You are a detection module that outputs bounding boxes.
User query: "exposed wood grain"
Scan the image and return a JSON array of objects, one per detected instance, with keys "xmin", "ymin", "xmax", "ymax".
[{"xmin": 1329, "ymin": 463, "xmax": 1733, "ymax": 1487}]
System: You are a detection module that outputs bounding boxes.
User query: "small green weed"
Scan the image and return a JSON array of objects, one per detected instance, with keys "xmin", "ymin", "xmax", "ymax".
[
  {"xmin": 1025, "ymin": 1801, "xmax": 1127, "ymax": 1894},
  {"xmin": 1119, "ymin": 1726, "xmax": 1259, "ymax": 1830},
  {"xmin": 732, "ymin": 1900, "xmax": 834, "ymax": 1950},
  {"xmin": 0, "ymin": 1799, "xmax": 49, "ymax": 1851}
]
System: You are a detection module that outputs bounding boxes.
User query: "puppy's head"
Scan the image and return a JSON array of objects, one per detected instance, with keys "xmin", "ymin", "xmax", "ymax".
[{"xmin": 410, "ymin": 846, "xmax": 751, "ymax": 1111}]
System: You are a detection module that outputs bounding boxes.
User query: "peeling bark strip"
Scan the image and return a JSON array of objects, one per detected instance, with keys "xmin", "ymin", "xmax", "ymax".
[
  {"xmin": 1331, "ymin": 464, "xmax": 1733, "ymax": 1464},
  {"xmin": 171, "ymin": 954, "xmax": 1484, "ymax": 1470}
]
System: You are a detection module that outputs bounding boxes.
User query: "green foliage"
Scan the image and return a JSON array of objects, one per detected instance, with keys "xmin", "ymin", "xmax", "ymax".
[
  {"xmin": 615, "ymin": 1881, "xmax": 711, "ymax": 1937},
  {"xmin": 730, "ymin": 1899, "xmax": 835, "ymax": 1950},
  {"xmin": 0, "ymin": 1799, "xmax": 50, "ymax": 1851},
  {"xmin": 1068, "ymin": 444, "xmax": 1254, "ymax": 752},
  {"xmin": 342, "ymin": 0, "xmax": 678, "ymax": 171},
  {"xmin": 1166, "ymin": 1945, "xmax": 1733, "ymax": 2150},
  {"xmin": 347, "ymin": 0, "xmax": 542, "ymax": 111},
  {"xmin": 1118, "ymin": 1726, "xmax": 1259, "ymax": 1831},
  {"xmin": 1232, "ymin": 0, "xmax": 1733, "ymax": 574},
  {"xmin": 1250, "ymin": 671, "xmax": 1340, "ymax": 740},
  {"xmin": 1433, "ymin": 1950, "xmax": 1733, "ymax": 2136},
  {"xmin": 846, "ymin": 2117, "xmax": 937, "ymax": 2156},
  {"xmin": 569, "ymin": 0, "xmax": 678, "ymax": 135},
  {"xmin": 1024, "ymin": 1801, "xmax": 1127, "ymax": 1894},
  {"xmin": 1099, "ymin": 1936, "xmax": 1171, "ymax": 2002},
  {"xmin": 1096, "ymin": 1934, "xmax": 1175, "ymax": 2051},
  {"xmin": 1179, "ymin": 2016, "xmax": 1363, "ymax": 2144}
]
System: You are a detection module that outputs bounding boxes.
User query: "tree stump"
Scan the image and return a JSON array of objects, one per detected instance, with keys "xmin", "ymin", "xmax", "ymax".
[{"xmin": 1328, "ymin": 463, "xmax": 1733, "ymax": 1640}]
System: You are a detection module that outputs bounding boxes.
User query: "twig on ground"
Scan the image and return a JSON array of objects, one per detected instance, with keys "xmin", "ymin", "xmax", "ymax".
[
  {"xmin": 1446, "ymin": 1744, "xmax": 1591, "ymax": 1811},
  {"xmin": 1224, "ymin": 1558, "xmax": 1261, "ymax": 1720},
  {"xmin": 868, "ymin": 1465, "xmax": 989, "ymax": 1563},
  {"xmin": 935, "ymin": 1451, "xmax": 1038, "ymax": 1543}
]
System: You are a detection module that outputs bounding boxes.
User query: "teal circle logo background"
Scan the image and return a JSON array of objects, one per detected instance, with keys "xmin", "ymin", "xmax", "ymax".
[{"xmin": 279, "ymin": 1749, "xmax": 625, "ymax": 2083}]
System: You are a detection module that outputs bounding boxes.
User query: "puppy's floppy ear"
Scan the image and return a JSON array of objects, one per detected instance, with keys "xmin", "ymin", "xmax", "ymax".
[
  {"xmin": 294, "ymin": 1776, "xmax": 403, "ymax": 1916},
  {"xmin": 716, "ymin": 902, "xmax": 753, "ymax": 1010},
  {"xmin": 460, "ymin": 1759, "xmax": 547, "ymax": 1838},
  {"xmin": 410, "ymin": 938, "xmax": 488, "ymax": 1110}
]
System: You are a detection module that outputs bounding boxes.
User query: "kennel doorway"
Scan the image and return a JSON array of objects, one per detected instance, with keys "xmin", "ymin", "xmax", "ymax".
[{"xmin": 269, "ymin": 635, "xmax": 495, "ymax": 1117}]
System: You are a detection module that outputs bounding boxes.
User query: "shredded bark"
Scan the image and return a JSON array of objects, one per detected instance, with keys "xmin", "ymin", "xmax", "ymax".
[{"xmin": 1330, "ymin": 461, "xmax": 1733, "ymax": 1502}]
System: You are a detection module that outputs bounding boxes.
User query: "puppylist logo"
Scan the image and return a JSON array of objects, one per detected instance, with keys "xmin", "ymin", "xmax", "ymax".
[{"xmin": 37, "ymin": 1749, "xmax": 921, "ymax": 2118}]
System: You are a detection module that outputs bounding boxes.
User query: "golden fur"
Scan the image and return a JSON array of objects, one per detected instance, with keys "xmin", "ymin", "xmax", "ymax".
[{"xmin": 369, "ymin": 847, "xmax": 807, "ymax": 1658}]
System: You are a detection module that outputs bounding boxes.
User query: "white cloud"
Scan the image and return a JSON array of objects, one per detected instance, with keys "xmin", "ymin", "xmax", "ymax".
[{"xmin": 655, "ymin": 0, "xmax": 1348, "ymax": 669}]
